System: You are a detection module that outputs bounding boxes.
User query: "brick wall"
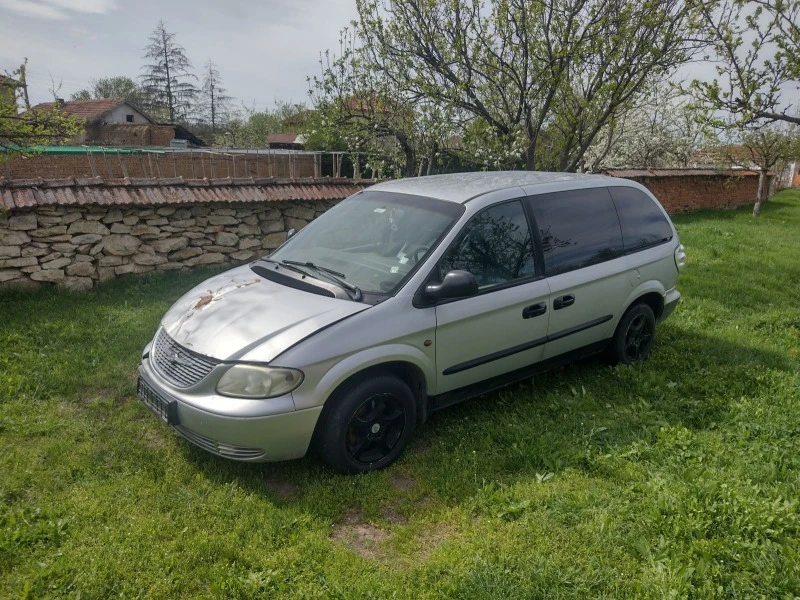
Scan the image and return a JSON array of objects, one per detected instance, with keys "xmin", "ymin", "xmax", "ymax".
[
  {"xmin": 84, "ymin": 123, "xmax": 177, "ymax": 147},
  {"xmin": 607, "ymin": 172, "xmax": 766, "ymax": 214},
  {"xmin": 2, "ymin": 152, "xmax": 319, "ymax": 180}
]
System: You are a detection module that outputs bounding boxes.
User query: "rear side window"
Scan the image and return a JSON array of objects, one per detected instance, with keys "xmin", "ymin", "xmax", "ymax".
[
  {"xmin": 528, "ymin": 188, "xmax": 623, "ymax": 276},
  {"xmin": 609, "ymin": 186, "xmax": 673, "ymax": 252}
]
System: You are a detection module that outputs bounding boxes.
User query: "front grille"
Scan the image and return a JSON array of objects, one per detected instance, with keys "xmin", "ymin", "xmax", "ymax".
[
  {"xmin": 174, "ymin": 425, "xmax": 265, "ymax": 460},
  {"xmin": 151, "ymin": 328, "xmax": 219, "ymax": 388}
]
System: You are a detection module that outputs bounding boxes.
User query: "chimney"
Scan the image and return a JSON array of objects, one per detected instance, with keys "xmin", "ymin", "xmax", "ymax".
[{"xmin": 55, "ymin": 97, "xmax": 65, "ymax": 108}]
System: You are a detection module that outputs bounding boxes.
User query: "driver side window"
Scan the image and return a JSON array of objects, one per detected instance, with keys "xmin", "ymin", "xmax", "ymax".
[{"xmin": 439, "ymin": 200, "xmax": 536, "ymax": 289}]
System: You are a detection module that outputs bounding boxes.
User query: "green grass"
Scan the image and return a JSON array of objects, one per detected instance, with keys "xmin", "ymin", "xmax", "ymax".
[{"xmin": 2, "ymin": 191, "xmax": 800, "ymax": 599}]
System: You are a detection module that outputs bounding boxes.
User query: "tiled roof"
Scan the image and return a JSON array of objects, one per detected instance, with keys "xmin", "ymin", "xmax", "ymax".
[
  {"xmin": 267, "ymin": 133, "xmax": 301, "ymax": 144},
  {"xmin": 604, "ymin": 168, "xmax": 762, "ymax": 178},
  {"xmin": 29, "ymin": 98, "xmax": 129, "ymax": 122},
  {"xmin": 0, "ymin": 177, "xmax": 375, "ymax": 210}
]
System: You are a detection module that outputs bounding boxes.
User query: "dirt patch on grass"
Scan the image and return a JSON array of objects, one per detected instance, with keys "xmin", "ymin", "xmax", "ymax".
[
  {"xmin": 331, "ymin": 507, "xmax": 389, "ymax": 560},
  {"xmin": 410, "ymin": 436, "xmax": 433, "ymax": 454},
  {"xmin": 262, "ymin": 476, "xmax": 300, "ymax": 500},
  {"xmin": 381, "ymin": 504, "xmax": 409, "ymax": 525},
  {"xmin": 389, "ymin": 474, "xmax": 416, "ymax": 492},
  {"xmin": 139, "ymin": 427, "xmax": 167, "ymax": 450},
  {"xmin": 417, "ymin": 524, "xmax": 453, "ymax": 561}
]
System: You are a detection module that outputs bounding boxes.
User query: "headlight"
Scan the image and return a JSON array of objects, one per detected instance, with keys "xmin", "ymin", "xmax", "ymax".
[{"xmin": 216, "ymin": 364, "xmax": 304, "ymax": 399}]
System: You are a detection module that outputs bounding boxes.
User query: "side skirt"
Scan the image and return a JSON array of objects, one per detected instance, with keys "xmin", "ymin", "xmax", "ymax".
[{"xmin": 428, "ymin": 340, "xmax": 610, "ymax": 413}]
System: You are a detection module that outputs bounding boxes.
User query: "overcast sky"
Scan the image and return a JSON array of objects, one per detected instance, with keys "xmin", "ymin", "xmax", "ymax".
[
  {"xmin": 0, "ymin": 0, "xmax": 357, "ymax": 108},
  {"xmin": 1, "ymin": 0, "xmax": 796, "ymax": 117}
]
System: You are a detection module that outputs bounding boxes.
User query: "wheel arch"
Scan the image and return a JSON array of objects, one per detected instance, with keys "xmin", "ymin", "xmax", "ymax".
[
  {"xmin": 630, "ymin": 291, "xmax": 664, "ymax": 320},
  {"xmin": 313, "ymin": 359, "xmax": 429, "ymax": 437},
  {"xmin": 622, "ymin": 281, "xmax": 666, "ymax": 322}
]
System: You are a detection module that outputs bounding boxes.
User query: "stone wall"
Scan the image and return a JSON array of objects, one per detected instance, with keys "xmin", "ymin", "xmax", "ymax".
[
  {"xmin": 0, "ymin": 199, "xmax": 337, "ymax": 291},
  {"xmin": 0, "ymin": 169, "xmax": 769, "ymax": 292}
]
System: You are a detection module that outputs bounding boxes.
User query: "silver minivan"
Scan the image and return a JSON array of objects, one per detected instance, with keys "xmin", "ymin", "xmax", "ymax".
[{"xmin": 138, "ymin": 172, "xmax": 685, "ymax": 472}]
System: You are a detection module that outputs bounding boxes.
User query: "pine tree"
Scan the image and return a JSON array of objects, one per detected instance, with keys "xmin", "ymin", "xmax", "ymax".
[
  {"xmin": 199, "ymin": 60, "xmax": 233, "ymax": 134},
  {"xmin": 140, "ymin": 20, "xmax": 198, "ymax": 122}
]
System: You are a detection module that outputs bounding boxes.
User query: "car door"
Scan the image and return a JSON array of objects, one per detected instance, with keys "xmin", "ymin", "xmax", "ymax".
[
  {"xmin": 526, "ymin": 188, "xmax": 629, "ymax": 360},
  {"xmin": 433, "ymin": 199, "xmax": 551, "ymax": 394}
]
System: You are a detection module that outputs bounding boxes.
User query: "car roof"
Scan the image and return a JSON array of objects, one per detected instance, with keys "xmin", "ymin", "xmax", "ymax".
[{"xmin": 366, "ymin": 171, "xmax": 617, "ymax": 204}]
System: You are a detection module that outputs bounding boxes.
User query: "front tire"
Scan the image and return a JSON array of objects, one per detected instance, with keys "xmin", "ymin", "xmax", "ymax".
[
  {"xmin": 315, "ymin": 374, "xmax": 416, "ymax": 473},
  {"xmin": 608, "ymin": 303, "xmax": 656, "ymax": 365}
]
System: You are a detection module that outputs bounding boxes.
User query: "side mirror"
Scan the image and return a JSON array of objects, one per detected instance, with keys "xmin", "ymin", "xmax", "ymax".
[
  {"xmin": 287, "ymin": 228, "xmax": 296, "ymax": 239},
  {"xmin": 425, "ymin": 270, "xmax": 478, "ymax": 301}
]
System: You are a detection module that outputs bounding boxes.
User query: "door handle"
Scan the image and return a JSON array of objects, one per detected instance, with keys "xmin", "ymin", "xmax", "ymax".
[
  {"xmin": 522, "ymin": 302, "xmax": 547, "ymax": 319},
  {"xmin": 553, "ymin": 294, "xmax": 575, "ymax": 310}
]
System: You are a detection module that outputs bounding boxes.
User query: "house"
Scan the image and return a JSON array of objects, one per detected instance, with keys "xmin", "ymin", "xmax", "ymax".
[
  {"xmin": 267, "ymin": 133, "xmax": 306, "ymax": 150},
  {"xmin": 29, "ymin": 97, "xmax": 206, "ymax": 148},
  {"xmin": 691, "ymin": 144, "xmax": 798, "ymax": 189},
  {"xmin": 32, "ymin": 97, "xmax": 152, "ymax": 125},
  {"xmin": 781, "ymin": 158, "xmax": 800, "ymax": 188}
]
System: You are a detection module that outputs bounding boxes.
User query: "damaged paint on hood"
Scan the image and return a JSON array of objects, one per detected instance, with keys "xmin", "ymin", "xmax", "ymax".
[{"xmin": 160, "ymin": 265, "xmax": 369, "ymax": 362}]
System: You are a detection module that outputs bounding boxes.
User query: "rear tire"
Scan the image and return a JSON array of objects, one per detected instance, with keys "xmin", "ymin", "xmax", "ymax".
[
  {"xmin": 315, "ymin": 373, "xmax": 416, "ymax": 473},
  {"xmin": 608, "ymin": 303, "xmax": 656, "ymax": 365}
]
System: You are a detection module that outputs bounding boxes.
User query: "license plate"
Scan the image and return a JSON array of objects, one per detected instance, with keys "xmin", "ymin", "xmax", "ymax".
[{"xmin": 137, "ymin": 377, "xmax": 179, "ymax": 426}]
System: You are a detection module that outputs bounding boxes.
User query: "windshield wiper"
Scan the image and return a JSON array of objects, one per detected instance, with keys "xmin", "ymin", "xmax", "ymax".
[
  {"xmin": 262, "ymin": 257, "xmax": 314, "ymax": 279},
  {"xmin": 281, "ymin": 260, "xmax": 363, "ymax": 301}
]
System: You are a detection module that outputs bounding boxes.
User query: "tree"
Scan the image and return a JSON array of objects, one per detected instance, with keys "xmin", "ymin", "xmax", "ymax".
[
  {"xmin": 1, "ymin": 60, "xmax": 83, "ymax": 158},
  {"xmin": 737, "ymin": 126, "xmax": 799, "ymax": 216},
  {"xmin": 585, "ymin": 81, "xmax": 713, "ymax": 170},
  {"xmin": 198, "ymin": 61, "xmax": 234, "ymax": 134},
  {"xmin": 215, "ymin": 101, "xmax": 306, "ymax": 147},
  {"xmin": 350, "ymin": 0, "xmax": 705, "ymax": 171},
  {"xmin": 690, "ymin": 0, "xmax": 800, "ymax": 128},
  {"xmin": 140, "ymin": 20, "xmax": 198, "ymax": 122},
  {"xmin": 308, "ymin": 29, "xmax": 460, "ymax": 177},
  {"xmin": 71, "ymin": 76, "xmax": 149, "ymax": 107}
]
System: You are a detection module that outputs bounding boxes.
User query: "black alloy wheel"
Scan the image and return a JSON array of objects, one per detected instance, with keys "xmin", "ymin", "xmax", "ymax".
[
  {"xmin": 623, "ymin": 312, "xmax": 655, "ymax": 362},
  {"xmin": 315, "ymin": 373, "xmax": 416, "ymax": 473},
  {"xmin": 345, "ymin": 393, "xmax": 406, "ymax": 464},
  {"xmin": 608, "ymin": 303, "xmax": 657, "ymax": 365}
]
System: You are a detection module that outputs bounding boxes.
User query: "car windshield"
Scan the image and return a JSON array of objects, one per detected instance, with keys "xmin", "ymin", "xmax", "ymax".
[{"xmin": 267, "ymin": 190, "xmax": 463, "ymax": 296}]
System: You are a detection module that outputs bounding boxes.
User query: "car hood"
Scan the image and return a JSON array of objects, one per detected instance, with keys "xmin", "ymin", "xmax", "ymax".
[{"xmin": 160, "ymin": 265, "xmax": 369, "ymax": 362}]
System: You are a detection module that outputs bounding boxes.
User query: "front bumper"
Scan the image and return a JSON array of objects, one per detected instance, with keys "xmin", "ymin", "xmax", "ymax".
[{"xmin": 137, "ymin": 358, "xmax": 322, "ymax": 462}]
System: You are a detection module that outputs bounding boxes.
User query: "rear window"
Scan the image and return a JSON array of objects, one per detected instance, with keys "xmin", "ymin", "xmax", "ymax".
[
  {"xmin": 609, "ymin": 186, "xmax": 673, "ymax": 252},
  {"xmin": 528, "ymin": 188, "xmax": 623, "ymax": 276}
]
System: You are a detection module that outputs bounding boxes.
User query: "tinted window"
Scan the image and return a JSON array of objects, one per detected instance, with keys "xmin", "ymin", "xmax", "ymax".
[
  {"xmin": 609, "ymin": 186, "xmax": 673, "ymax": 252},
  {"xmin": 440, "ymin": 200, "xmax": 536, "ymax": 289},
  {"xmin": 529, "ymin": 188, "xmax": 623, "ymax": 276}
]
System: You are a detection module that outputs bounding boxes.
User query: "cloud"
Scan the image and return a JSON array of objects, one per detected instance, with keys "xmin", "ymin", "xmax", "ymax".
[
  {"xmin": 0, "ymin": 0, "xmax": 68, "ymax": 19},
  {"xmin": 0, "ymin": 0, "xmax": 116, "ymax": 20},
  {"xmin": 42, "ymin": 0, "xmax": 116, "ymax": 14}
]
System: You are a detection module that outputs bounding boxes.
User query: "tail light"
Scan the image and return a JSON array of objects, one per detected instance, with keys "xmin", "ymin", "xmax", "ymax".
[{"xmin": 674, "ymin": 243, "xmax": 687, "ymax": 271}]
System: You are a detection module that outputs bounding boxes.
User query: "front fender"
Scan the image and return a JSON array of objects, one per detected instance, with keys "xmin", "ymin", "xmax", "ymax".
[{"xmin": 290, "ymin": 343, "xmax": 436, "ymax": 411}]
